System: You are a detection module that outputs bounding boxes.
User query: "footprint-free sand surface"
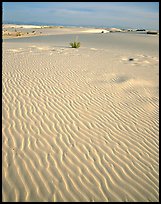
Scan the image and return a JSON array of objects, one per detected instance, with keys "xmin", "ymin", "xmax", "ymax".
[{"xmin": 2, "ymin": 28, "xmax": 159, "ymax": 202}]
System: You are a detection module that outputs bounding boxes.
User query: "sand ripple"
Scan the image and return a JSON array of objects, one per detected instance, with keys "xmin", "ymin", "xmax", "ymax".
[{"xmin": 2, "ymin": 47, "xmax": 159, "ymax": 201}]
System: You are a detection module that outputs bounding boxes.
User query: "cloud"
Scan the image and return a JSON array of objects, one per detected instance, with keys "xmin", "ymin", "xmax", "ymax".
[
  {"xmin": 3, "ymin": 2, "xmax": 159, "ymax": 29},
  {"xmin": 50, "ymin": 8, "xmax": 93, "ymax": 16},
  {"xmin": 48, "ymin": 3, "xmax": 159, "ymax": 21}
]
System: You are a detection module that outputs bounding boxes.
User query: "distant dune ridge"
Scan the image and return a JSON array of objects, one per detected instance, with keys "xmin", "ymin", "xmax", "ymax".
[
  {"xmin": 2, "ymin": 24, "xmax": 159, "ymax": 39},
  {"xmin": 2, "ymin": 25, "xmax": 159, "ymax": 202}
]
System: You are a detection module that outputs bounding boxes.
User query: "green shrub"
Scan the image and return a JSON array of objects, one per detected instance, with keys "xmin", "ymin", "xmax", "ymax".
[{"xmin": 70, "ymin": 41, "xmax": 80, "ymax": 48}]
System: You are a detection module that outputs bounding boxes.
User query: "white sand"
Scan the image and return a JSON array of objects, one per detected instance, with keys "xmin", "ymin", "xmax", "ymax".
[
  {"xmin": 2, "ymin": 25, "xmax": 113, "ymax": 39},
  {"xmin": 2, "ymin": 27, "xmax": 159, "ymax": 202},
  {"xmin": 81, "ymin": 29, "xmax": 109, "ymax": 33},
  {"xmin": 3, "ymin": 24, "xmax": 43, "ymax": 29}
]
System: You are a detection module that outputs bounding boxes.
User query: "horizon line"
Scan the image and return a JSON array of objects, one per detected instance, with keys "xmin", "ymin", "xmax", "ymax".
[{"xmin": 3, "ymin": 21, "xmax": 159, "ymax": 31}]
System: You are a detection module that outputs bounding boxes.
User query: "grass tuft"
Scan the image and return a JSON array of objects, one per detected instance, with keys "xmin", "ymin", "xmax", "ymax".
[{"xmin": 70, "ymin": 41, "xmax": 80, "ymax": 48}]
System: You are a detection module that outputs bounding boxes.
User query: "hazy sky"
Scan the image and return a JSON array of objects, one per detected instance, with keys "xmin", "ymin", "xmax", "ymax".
[{"xmin": 3, "ymin": 2, "xmax": 159, "ymax": 29}]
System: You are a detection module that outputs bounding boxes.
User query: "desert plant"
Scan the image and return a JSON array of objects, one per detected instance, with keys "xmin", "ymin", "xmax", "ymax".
[
  {"xmin": 70, "ymin": 36, "xmax": 80, "ymax": 48},
  {"xmin": 70, "ymin": 41, "xmax": 80, "ymax": 48}
]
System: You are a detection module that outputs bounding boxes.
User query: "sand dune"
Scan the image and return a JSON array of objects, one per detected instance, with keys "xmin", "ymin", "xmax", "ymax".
[
  {"xmin": 81, "ymin": 29, "xmax": 109, "ymax": 33},
  {"xmin": 3, "ymin": 24, "xmax": 43, "ymax": 28},
  {"xmin": 2, "ymin": 26, "xmax": 109, "ymax": 39},
  {"xmin": 2, "ymin": 34, "xmax": 159, "ymax": 202}
]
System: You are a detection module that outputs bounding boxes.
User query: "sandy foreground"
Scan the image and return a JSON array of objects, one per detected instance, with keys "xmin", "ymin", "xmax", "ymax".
[{"xmin": 2, "ymin": 26, "xmax": 159, "ymax": 202}]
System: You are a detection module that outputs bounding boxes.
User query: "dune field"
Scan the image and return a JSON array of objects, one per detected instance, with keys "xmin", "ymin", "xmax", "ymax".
[{"xmin": 2, "ymin": 27, "xmax": 159, "ymax": 202}]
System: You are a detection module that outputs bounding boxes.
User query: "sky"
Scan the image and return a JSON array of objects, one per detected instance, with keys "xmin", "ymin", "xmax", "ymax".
[{"xmin": 2, "ymin": 2, "xmax": 159, "ymax": 29}]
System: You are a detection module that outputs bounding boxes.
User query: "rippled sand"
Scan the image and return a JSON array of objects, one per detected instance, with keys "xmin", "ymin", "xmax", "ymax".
[{"xmin": 2, "ymin": 31, "xmax": 159, "ymax": 202}]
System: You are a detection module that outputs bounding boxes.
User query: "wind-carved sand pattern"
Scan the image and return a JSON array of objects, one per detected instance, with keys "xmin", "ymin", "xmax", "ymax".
[
  {"xmin": 121, "ymin": 54, "xmax": 159, "ymax": 67},
  {"xmin": 2, "ymin": 47, "xmax": 159, "ymax": 202}
]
